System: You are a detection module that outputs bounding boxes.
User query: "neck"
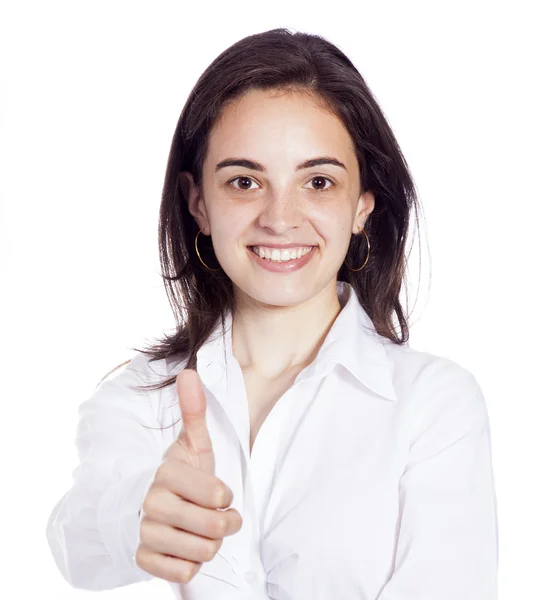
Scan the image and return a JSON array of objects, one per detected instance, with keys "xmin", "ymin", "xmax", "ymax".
[{"xmin": 232, "ymin": 280, "xmax": 343, "ymax": 380}]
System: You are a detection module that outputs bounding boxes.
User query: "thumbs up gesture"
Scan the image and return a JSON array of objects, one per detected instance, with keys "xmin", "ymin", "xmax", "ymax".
[{"xmin": 135, "ymin": 369, "xmax": 243, "ymax": 584}]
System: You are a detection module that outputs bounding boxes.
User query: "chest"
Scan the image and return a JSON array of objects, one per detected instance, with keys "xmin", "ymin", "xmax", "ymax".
[
  {"xmin": 242, "ymin": 368, "xmax": 299, "ymax": 455},
  {"xmin": 194, "ymin": 369, "xmax": 405, "ymax": 596}
]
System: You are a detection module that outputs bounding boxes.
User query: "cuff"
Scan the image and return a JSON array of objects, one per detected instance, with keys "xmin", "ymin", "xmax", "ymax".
[{"xmin": 97, "ymin": 464, "xmax": 160, "ymax": 581}]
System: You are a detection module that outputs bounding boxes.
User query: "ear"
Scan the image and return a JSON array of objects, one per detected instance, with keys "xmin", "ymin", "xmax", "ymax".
[
  {"xmin": 178, "ymin": 171, "xmax": 210, "ymax": 234},
  {"xmin": 353, "ymin": 190, "xmax": 375, "ymax": 233}
]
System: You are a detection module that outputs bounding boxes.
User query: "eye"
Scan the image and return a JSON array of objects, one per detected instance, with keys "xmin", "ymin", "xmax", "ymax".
[
  {"xmin": 303, "ymin": 176, "xmax": 335, "ymax": 192},
  {"xmin": 228, "ymin": 175, "xmax": 335, "ymax": 192},
  {"xmin": 228, "ymin": 176, "xmax": 260, "ymax": 191}
]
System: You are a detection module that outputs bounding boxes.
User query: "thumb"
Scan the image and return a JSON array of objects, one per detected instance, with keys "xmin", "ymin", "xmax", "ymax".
[{"xmin": 175, "ymin": 368, "xmax": 215, "ymax": 474}]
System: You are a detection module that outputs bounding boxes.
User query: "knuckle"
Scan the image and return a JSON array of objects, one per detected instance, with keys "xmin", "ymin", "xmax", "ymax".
[
  {"xmin": 138, "ymin": 519, "xmax": 146, "ymax": 541},
  {"xmin": 226, "ymin": 509, "xmax": 241, "ymax": 532},
  {"xmin": 213, "ymin": 483, "xmax": 230, "ymax": 506},
  {"xmin": 155, "ymin": 504, "xmax": 173, "ymax": 522},
  {"xmin": 179, "ymin": 562, "xmax": 196, "ymax": 584},
  {"xmin": 134, "ymin": 545, "xmax": 151, "ymax": 572},
  {"xmin": 142, "ymin": 492, "xmax": 158, "ymax": 516},
  {"xmin": 156, "ymin": 459, "xmax": 174, "ymax": 482},
  {"xmin": 232, "ymin": 510, "xmax": 243, "ymax": 531},
  {"xmin": 211, "ymin": 514, "xmax": 228, "ymax": 538},
  {"xmin": 134, "ymin": 548, "xmax": 145, "ymax": 569},
  {"xmin": 146, "ymin": 494, "xmax": 172, "ymax": 522},
  {"xmin": 200, "ymin": 538, "xmax": 221, "ymax": 562},
  {"xmin": 138, "ymin": 516, "xmax": 156, "ymax": 543}
]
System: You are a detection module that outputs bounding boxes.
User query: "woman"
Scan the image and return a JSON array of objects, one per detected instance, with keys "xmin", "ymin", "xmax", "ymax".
[{"xmin": 45, "ymin": 28, "xmax": 498, "ymax": 599}]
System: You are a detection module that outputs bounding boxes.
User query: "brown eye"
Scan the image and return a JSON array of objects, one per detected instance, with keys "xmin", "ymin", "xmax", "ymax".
[
  {"xmin": 229, "ymin": 176, "xmax": 257, "ymax": 191},
  {"xmin": 306, "ymin": 176, "xmax": 334, "ymax": 192}
]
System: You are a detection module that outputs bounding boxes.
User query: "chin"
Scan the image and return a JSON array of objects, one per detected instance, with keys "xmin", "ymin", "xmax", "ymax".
[{"xmin": 234, "ymin": 281, "xmax": 316, "ymax": 309}]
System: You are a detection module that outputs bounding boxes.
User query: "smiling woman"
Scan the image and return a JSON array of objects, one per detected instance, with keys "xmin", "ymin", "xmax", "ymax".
[
  {"xmin": 45, "ymin": 27, "xmax": 498, "ymax": 600},
  {"xmin": 179, "ymin": 87, "xmax": 377, "ymax": 305}
]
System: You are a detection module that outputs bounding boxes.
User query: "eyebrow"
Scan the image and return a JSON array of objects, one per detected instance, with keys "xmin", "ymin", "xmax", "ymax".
[{"xmin": 214, "ymin": 156, "xmax": 347, "ymax": 173}]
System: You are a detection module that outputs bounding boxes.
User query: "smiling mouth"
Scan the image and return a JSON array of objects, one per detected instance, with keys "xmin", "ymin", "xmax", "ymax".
[{"xmin": 248, "ymin": 245, "xmax": 317, "ymax": 262}]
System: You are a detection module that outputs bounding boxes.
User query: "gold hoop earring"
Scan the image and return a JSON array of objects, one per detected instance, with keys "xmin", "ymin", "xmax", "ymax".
[
  {"xmin": 194, "ymin": 230, "xmax": 221, "ymax": 272},
  {"xmin": 344, "ymin": 226, "xmax": 370, "ymax": 272}
]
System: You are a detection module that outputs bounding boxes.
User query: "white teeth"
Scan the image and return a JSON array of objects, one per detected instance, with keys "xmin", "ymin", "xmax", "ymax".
[{"xmin": 252, "ymin": 246, "xmax": 313, "ymax": 262}]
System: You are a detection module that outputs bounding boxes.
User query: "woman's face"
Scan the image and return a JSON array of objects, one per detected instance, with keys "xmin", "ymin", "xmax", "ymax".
[{"xmin": 180, "ymin": 88, "xmax": 375, "ymax": 309}]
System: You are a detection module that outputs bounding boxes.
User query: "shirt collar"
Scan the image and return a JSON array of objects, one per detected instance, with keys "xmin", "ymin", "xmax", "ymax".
[
  {"xmin": 193, "ymin": 281, "xmax": 398, "ymax": 403},
  {"xmin": 311, "ymin": 281, "xmax": 398, "ymax": 402}
]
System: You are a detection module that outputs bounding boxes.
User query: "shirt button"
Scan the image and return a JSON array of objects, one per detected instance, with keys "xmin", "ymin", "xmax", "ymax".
[{"xmin": 244, "ymin": 570, "xmax": 257, "ymax": 584}]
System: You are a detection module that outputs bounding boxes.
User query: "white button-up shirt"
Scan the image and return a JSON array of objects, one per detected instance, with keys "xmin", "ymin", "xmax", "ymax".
[{"xmin": 46, "ymin": 281, "xmax": 499, "ymax": 599}]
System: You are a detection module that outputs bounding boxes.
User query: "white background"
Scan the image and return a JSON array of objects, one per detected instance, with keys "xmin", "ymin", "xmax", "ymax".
[{"xmin": 1, "ymin": 1, "xmax": 556, "ymax": 598}]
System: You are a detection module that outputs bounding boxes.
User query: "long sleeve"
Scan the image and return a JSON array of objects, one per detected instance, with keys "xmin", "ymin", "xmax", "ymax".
[
  {"xmin": 377, "ymin": 365, "xmax": 499, "ymax": 599},
  {"xmin": 45, "ymin": 354, "xmax": 171, "ymax": 590}
]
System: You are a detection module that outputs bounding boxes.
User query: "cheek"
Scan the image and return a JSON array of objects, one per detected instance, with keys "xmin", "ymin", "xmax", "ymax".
[
  {"xmin": 313, "ymin": 210, "xmax": 352, "ymax": 244},
  {"xmin": 206, "ymin": 199, "xmax": 239, "ymax": 231},
  {"xmin": 209, "ymin": 214, "xmax": 247, "ymax": 255},
  {"xmin": 329, "ymin": 228, "xmax": 352, "ymax": 256}
]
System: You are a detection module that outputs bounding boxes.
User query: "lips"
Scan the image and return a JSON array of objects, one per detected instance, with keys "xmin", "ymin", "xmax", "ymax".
[
  {"xmin": 247, "ymin": 244, "xmax": 317, "ymax": 272},
  {"xmin": 252, "ymin": 244, "xmax": 317, "ymax": 260},
  {"xmin": 247, "ymin": 244, "xmax": 317, "ymax": 249}
]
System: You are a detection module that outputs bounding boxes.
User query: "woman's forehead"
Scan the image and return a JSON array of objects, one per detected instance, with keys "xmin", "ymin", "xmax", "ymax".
[{"xmin": 206, "ymin": 91, "xmax": 355, "ymax": 170}]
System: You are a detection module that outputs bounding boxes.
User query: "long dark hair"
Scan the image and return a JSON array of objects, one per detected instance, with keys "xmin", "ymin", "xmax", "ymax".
[{"xmin": 99, "ymin": 28, "xmax": 426, "ymax": 395}]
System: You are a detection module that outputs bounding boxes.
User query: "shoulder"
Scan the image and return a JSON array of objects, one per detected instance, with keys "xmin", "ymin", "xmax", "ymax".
[
  {"xmin": 80, "ymin": 353, "xmax": 176, "ymax": 425},
  {"xmin": 96, "ymin": 352, "xmax": 172, "ymax": 389},
  {"xmin": 381, "ymin": 339, "xmax": 488, "ymax": 436},
  {"xmin": 382, "ymin": 339, "xmax": 482, "ymax": 395}
]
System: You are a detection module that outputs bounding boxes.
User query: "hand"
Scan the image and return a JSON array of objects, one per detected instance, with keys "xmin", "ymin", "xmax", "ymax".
[{"xmin": 134, "ymin": 368, "xmax": 243, "ymax": 584}]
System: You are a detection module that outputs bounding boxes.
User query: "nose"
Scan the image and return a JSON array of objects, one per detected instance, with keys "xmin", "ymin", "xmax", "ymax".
[{"xmin": 257, "ymin": 190, "xmax": 303, "ymax": 235}]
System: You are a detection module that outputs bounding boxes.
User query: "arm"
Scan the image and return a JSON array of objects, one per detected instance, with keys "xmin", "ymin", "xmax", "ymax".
[
  {"xmin": 45, "ymin": 354, "xmax": 172, "ymax": 590},
  {"xmin": 377, "ymin": 365, "xmax": 499, "ymax": 599}
]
